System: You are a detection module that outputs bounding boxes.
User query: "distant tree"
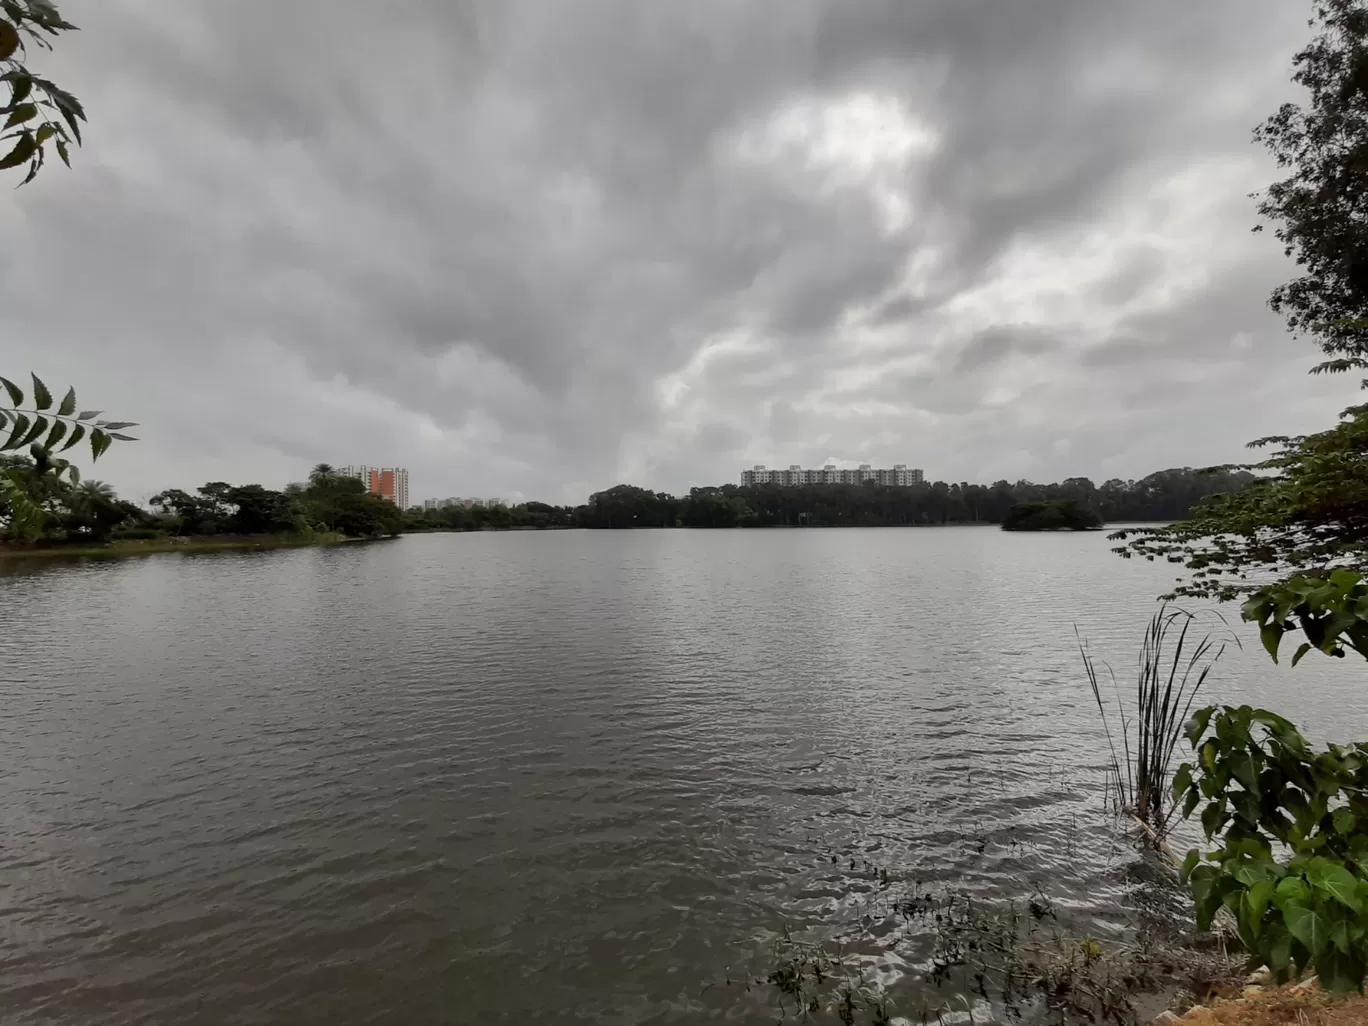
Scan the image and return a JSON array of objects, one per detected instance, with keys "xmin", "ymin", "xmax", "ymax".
[
  {"xmin": 0, "ymin": 0, "xmax": 86, "ymax": 184},
  {"xmin": 1001, "ymin": 500, "xmax": 1102, "ymax": 532}
]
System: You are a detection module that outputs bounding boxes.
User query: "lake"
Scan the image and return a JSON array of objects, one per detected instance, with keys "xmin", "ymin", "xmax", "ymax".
[{"xmin": 0, "ymin": 528, "xmax": 1363, "ymax": 1024}]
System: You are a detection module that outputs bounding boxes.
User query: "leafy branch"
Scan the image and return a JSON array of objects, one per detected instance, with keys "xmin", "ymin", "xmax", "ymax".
[
  {"xmin": 0, "ymin": 0, "xmax": 83, "ymax": 184},
  {"xmin": 1174, "ymin": 706, "xmax": 1368, "ymax": 992},
  {"xmin": 0, "ymin": 372, "xmax": 135, "ymax": 484}
]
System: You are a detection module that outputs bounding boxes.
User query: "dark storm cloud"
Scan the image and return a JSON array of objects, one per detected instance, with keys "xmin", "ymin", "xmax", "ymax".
[
  {"xmin": 2, "ymin": 0, "xmax": 1359, "ymax": 502},
  {"xmin": 954, "ymin": 326, "xmax": 1061, "ymax": 373}
]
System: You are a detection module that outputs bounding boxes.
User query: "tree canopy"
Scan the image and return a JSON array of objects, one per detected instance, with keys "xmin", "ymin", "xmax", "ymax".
[
  {"xmin": 1256, "ymin": 0, "xmax": 1368, "ymax": 376},
  {"xmin": 1000, "ymin": 500, "xmax": 1103, "ymax": 532}
]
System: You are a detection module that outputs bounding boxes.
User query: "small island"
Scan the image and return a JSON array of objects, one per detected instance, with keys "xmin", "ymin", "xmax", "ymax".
[{"xmin": 1000, "ymin": 499, "xmax": 1103, "ymax": 532}]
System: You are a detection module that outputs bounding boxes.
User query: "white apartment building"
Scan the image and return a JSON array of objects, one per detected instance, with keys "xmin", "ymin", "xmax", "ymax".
[{"xmin": 740, "ymin": 464, "xmax": 925, "ymax": 487}]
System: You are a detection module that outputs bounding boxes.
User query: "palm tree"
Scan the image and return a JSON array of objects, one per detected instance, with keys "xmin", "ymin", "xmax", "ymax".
[
  {"xmin": 309, "ymin": 463, "xmax": 336, "ymax": 487},
  {"xmin": 69, "ymin": 479, "xmax": 115, "ymax": 518}
]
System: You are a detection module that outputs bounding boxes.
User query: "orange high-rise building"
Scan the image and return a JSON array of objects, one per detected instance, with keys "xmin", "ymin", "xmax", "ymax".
[{"xmin": 336, "ymin": 466, "xmax": 410, "ymax": 508}]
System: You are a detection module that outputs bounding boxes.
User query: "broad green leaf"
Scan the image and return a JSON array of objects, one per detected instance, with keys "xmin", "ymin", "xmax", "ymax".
[
  {"xmin": 29, "ymin": 374, "xmax": 51, "ymax": 411},
  {"xmin": 1267, "ymin": 924, "xmax": 1294, "ymax": 975},
  {"xmin": 1333, "ymin": 808, "xmax": 1355, "ymax": 835},
  {"xmin": 1172, "ymin": 763, "xmax": 1193, "ymax": 801},
  {"xmin": 0, "ymin": 131, "xmax": 35, "ymax": 170},
  {"xmin": 1180, "ymin": 848, "xmax": 1201, "ymax": 882},
  {"xmin": 58, "ymin": 422, "xmax": 84, "ymax": 452},
  {"xmin": 90, "ymin": 429, "xmax": 110, "ymax": 460},
  {"xmin": 1261, "ymin": 622, "xmax": 1283, "ymax": 660},
  {"xmin": 1183, "ymin": 786, "xmax": 1202, "ymax": 819},
  {"xmin": 1201, "ymin": 799, "xmax": 1228, "ymax": 838},
  {"xmin": 1244, "ymin": 880, "xmax": 1275, "ymax": 936},
  {"xmin": 1291, "ymin": 642, "xmax": 1313, "ymax": 665},
  {"xmin": 0, "ymin": 375, "xmax": 23, "ymax": 406},
  {"xmin": 1313, "ymin": 945, "xmax": 1365, "ymax": 994},
  {"xmin": 1309, "ymin": 860, "xmax": 1363, "ymax": 912},
  {"xmin": 56, "ymin": 386, "xmax": 75, "ymax": 417},
  {"xmin": 1230, "ymin": 752, "xmax": 1261, "ymax": 795},
  {"xmin": 1284, "ymin": 902, "xmax": 1330, "ymax": 955},
  {"xmin": 1186, "ymin": 706, "xmax": 1215, "ymax": 746},
  {"xmin": 1275, "ymin": 875, "xmax": 1310, "ymax": 910},
  {"xmin": 42, "ymin": 419, "xmax": 66, "ymax": 450}
]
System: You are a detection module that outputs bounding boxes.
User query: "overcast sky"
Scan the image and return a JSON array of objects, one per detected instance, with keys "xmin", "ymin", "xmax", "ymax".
[{"xmin": 3, "ymin": 1, "xmax": 1358, "ymax": 505}]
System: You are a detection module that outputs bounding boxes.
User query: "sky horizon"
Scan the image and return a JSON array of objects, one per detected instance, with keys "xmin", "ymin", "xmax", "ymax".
[{"xmin": 4, "ymin": 0, "xmax": 1360, "ymax": 508}]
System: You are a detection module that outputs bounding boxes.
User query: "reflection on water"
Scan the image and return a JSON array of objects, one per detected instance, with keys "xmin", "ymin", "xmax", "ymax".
[{"xmin": 0, "ymin": 529, "xmax": 1362, "ymax": 1023}]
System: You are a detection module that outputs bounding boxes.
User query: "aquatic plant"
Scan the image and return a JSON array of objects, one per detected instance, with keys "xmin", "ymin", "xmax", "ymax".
[{"xmin": 1081, "ymin": 606, "xmax": 1234, "ymax": 841}]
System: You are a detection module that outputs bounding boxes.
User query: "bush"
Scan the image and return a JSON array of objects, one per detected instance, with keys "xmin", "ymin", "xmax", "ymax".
[
  {"xmin": 1174, "ymin": 705, "xmax": 1368, "ymax": 991},
  {"xmin": 1001, "ymin": 500, "xmax": 1102, "ymax": 532}
]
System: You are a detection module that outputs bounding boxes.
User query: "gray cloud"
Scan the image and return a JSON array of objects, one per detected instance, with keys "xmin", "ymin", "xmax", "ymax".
[{"xmin": 1, "ymin": 0, "xmax": 1360, "ymax": 505}]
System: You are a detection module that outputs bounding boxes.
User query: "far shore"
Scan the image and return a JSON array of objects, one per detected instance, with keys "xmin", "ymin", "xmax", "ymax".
[{"xmin": 0, "ymin": 532, "xmax": 377, "ymax": 561}]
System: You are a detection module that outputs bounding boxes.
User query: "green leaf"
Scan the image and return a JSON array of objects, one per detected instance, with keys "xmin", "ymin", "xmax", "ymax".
[
  {"xmin": 1231, "ymin": 752, "xmax": 1261, "ymax": 795},
  {"xmin": 1275, "ymin": 875, "xmax": 1310, "ymax": 910},
  {"xmin": 96, "ymin": 421, "xmax": 137, "ymax": 431},
  {"xmin": 1172, "ymin": 763, "xmax": 1193, "ymax": 801},
  {"xmin": 1186, "ymin": 707, "xmax": 1215, "ymax": 746},
  {"xmin": 105, "ymin": 432, "xmax": 137, "ymax": 441},
  {"xmin": 0, "ymin": 374, "xmax": 23, "ymax": 406},
  {"xmin": 1267, "ymin": 924, "xmax": 1294, "ymax": 976},
  {"xmin": 18, "ymin": 416, "xmax": 46, "ymax": 447},
  {"xmin": 1244, "ymin": 880, "xmax": 1275, "ymax": 936},
  {"xmin": 1261, "ymin": 622, "xmax": 1283, "ymax": 661},
  {"xmin": 2, "ymin": 102, "xmax": 36, "ymax": 129},
  {"xmin": 90, "ymin": 428, "xmax": 110, "ymax": 460},
  {"xmin": 29, "ymin": 374, "xmax": 51, "ymax": 411},
  {"xmin": 1333, "ymin": 808, "xmax": 1355, "ymax": 835},
  {"xmin": 1309, "ymin": 860, "xmax": 1363, "ymax": 912},
  {"xmin": 7, "ymin": 75, "xmax": 31, "ymax": 106},
  {"xmin": 58, "ymin": 422, "xmax": 84, "ymax": 452},
  {"xmin": 56, "ymin": 386, "xmax": 74, "ymax": 418},
  {"xmin": 1202, "ymin": 799, "xmax": 1229, "ymax": 838},
  {"xmin": 42, "ymin": 419, "xmax": 66, "ymax": 450},
  {"xmin": 0, "ymin": 18, "xmax": 17, "ymax": 61},
  {"xmin": 1292, "ymin": 642, "xmax": 1313, "ymax": 665},
  {"xmin": 1313, "ymin": 945, "xmax": 1364, "ymax": 994},
  {"xmin": 76, "ymin": 409, "xmax": 101, "ymax": 421},
  {"xmin": 1284, "ymin": 903, "xmax": 1330, "ymax": 956},
  {"xmin": 0, "ymin": 130, "xmax": 34, "ymax": 169},
  {"xmin": 54, "ymin": 135, "xmax": 69, "ymax": 167},
  {"xmin": 1183, "ymin": 786, "xmax": 1202, "ymax": 819},
  {"xmin": 1180, "ymin": 848, "xmax": 1201, "ymax": 882},
  {"xmin": 2, "ymin": 412, "xmax": 29, "ymax": 449}
]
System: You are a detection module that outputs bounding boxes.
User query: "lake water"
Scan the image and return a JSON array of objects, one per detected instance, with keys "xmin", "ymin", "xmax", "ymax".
[{"xmin": 0, "ymin": 528, "xmax": 1363, "ymax": 1024}]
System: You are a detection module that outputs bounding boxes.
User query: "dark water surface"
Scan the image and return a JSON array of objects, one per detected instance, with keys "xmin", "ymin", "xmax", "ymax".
[{"xmin": 1, "ymin": 529, "xmax": 1364, "ymax": 1024}]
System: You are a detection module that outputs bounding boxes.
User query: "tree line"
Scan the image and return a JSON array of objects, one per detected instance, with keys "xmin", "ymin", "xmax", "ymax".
[
  {"xmin": 575, "ymin": 467, "xmax": 1255, "ymax": 529},
  {"xmin": 0, "ymin": 461, "xmax": 404, "ymax": 545}
]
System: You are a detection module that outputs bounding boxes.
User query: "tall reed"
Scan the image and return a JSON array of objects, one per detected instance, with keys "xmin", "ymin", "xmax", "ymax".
[{"xmin": 1079, "ymin": 606, "xmax": 1234, "ymax": 841}]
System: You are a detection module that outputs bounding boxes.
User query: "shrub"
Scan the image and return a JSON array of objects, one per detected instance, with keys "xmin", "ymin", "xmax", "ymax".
[{"xmin": 1174, "ymin": 705, "xmax": 1368, "ymax": 992}]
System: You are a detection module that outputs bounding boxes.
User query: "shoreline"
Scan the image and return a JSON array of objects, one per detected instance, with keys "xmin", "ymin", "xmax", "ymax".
[{"xmin": 0, "ymin": 532, "xmax": 366, "ymax": 561}]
